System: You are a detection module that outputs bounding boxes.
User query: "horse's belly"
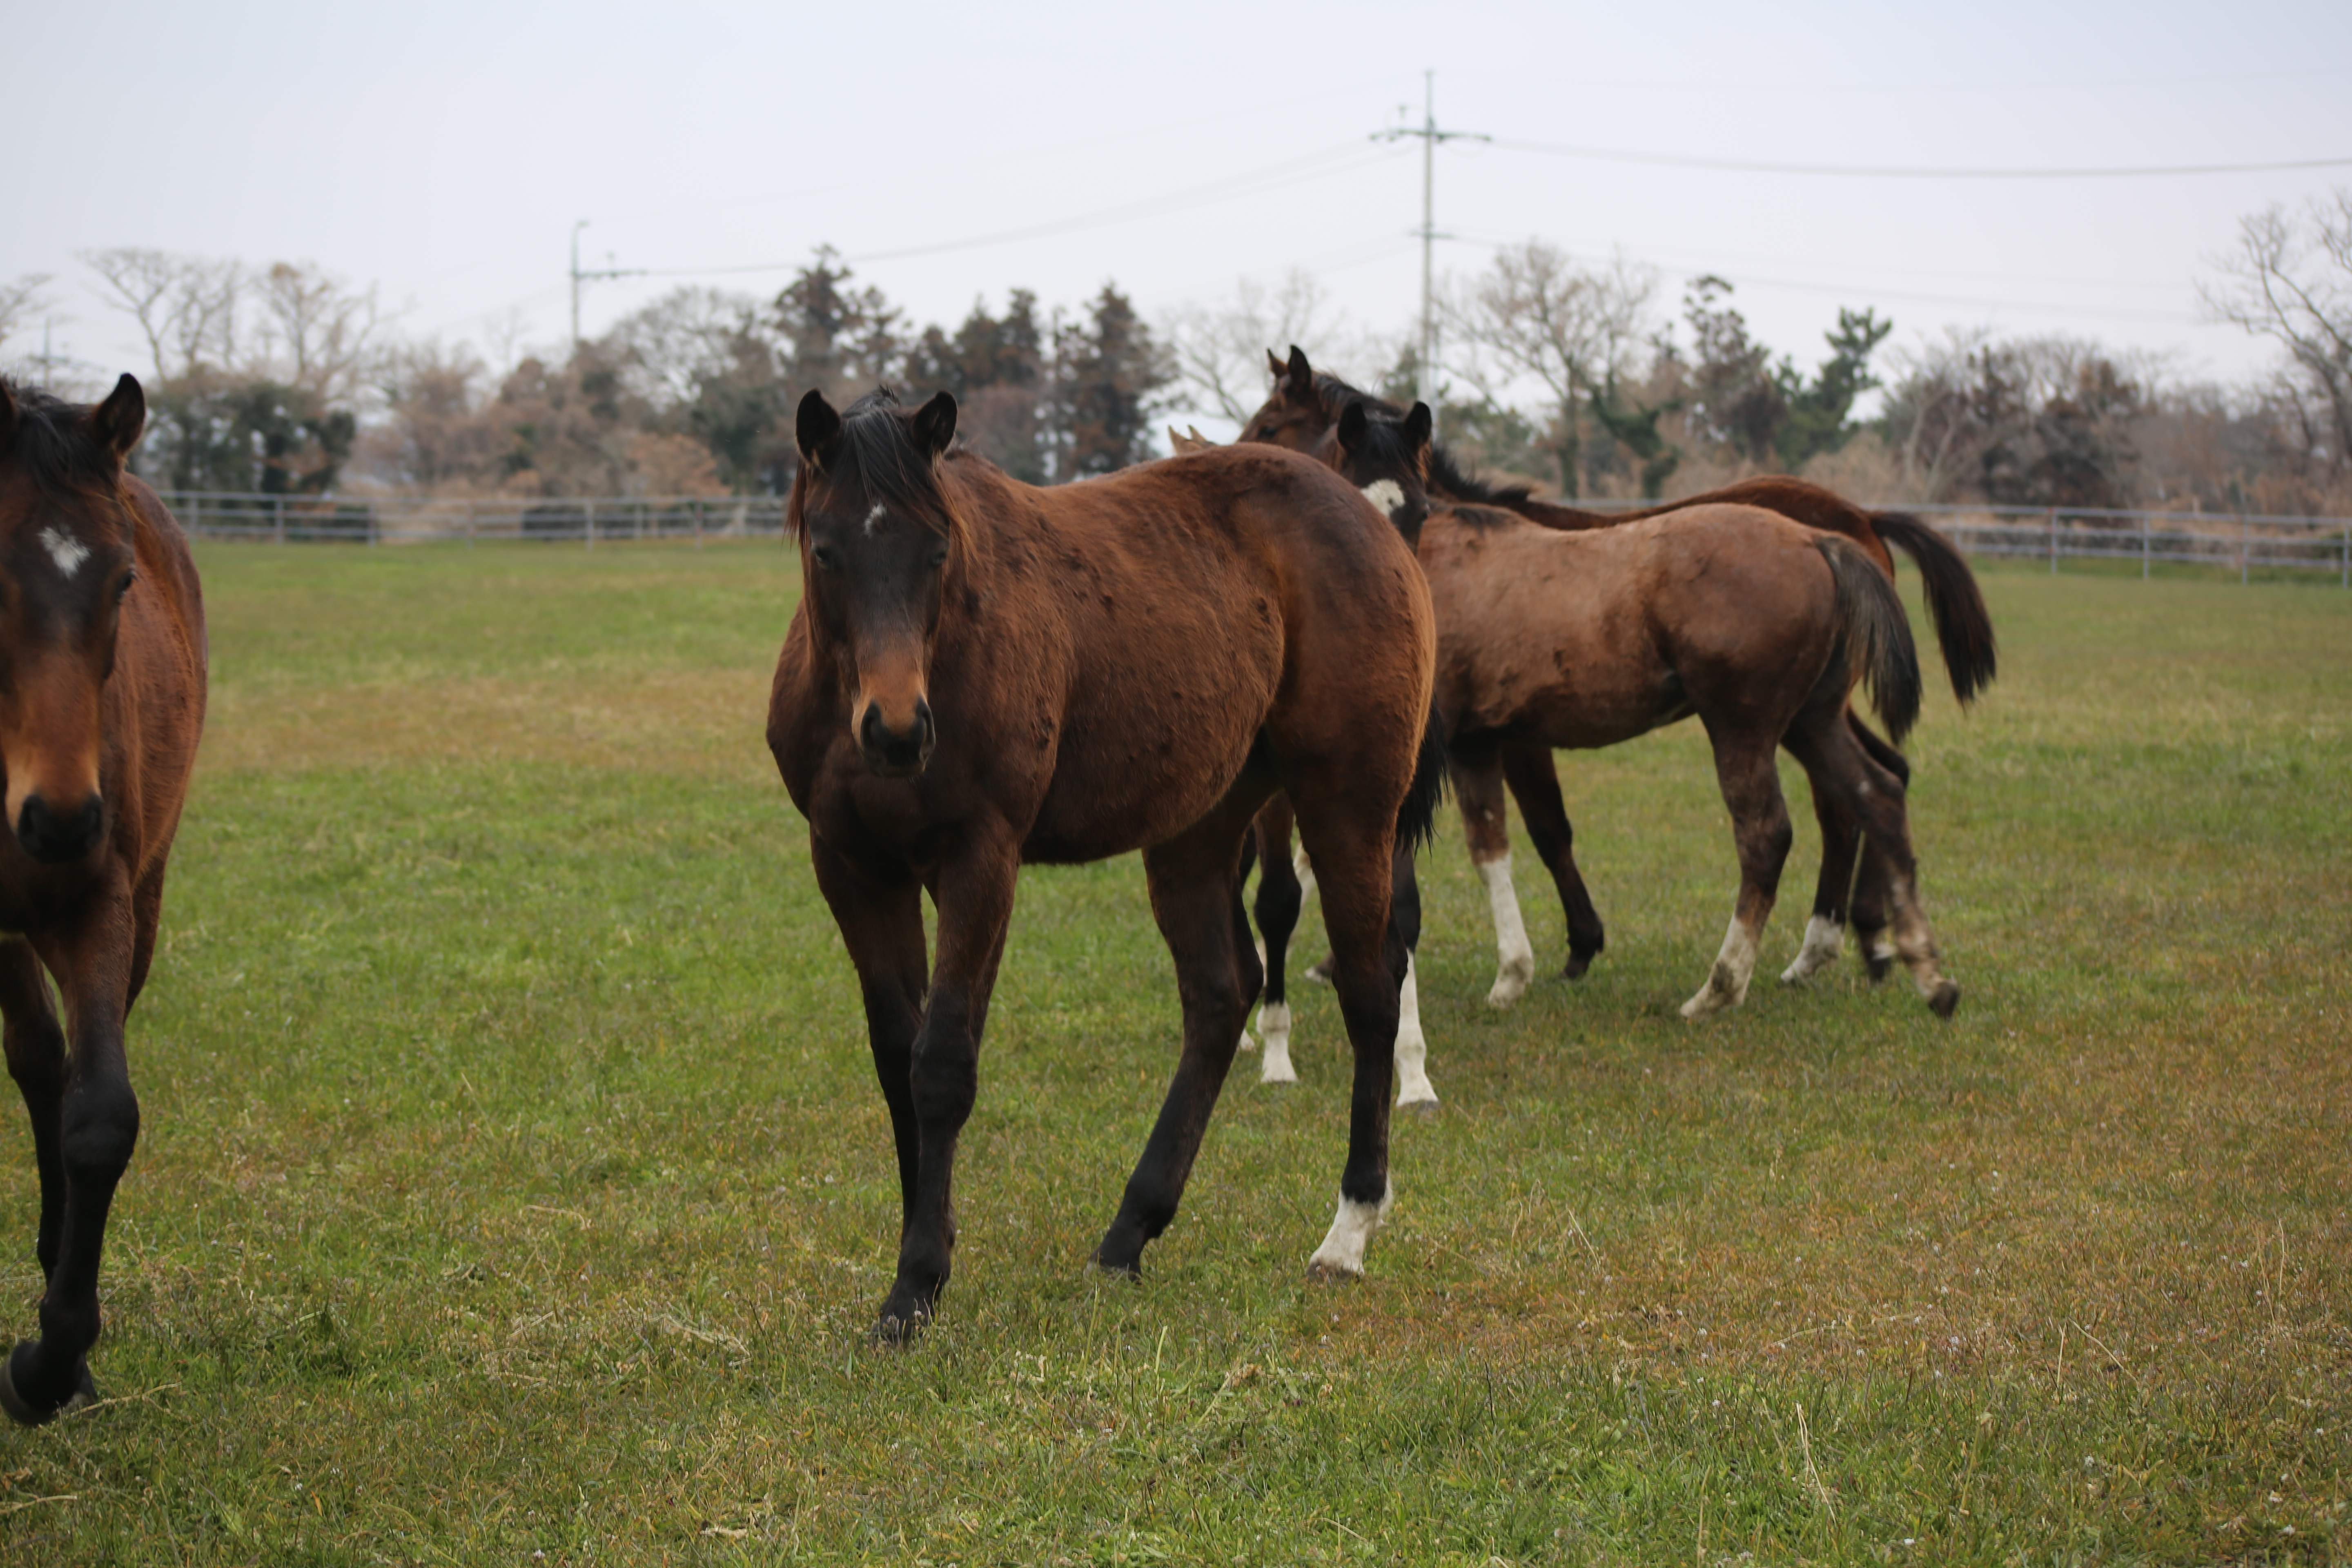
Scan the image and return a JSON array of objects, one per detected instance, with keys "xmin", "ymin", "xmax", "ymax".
[{"xmin": 1024, "ymin": 666, "xmax": 1277, "ymax": 861}]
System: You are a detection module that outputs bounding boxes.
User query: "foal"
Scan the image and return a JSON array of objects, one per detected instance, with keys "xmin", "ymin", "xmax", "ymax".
[
  {"xmin": 1246, "ymin": 347, "xmax": 1993, "ymax": 1000},
  {"xmin": 0, "ymin": 377, "xmax": 206, "ymax": 1424},
  {"xmin": 768, "ymin": 389, "xmax": 1437, "ymax": 1339}
]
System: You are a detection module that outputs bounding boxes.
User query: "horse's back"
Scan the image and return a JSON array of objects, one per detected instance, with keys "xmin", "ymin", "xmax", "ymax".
[
  {"xmin": 1421, "ymin": 502, "xmax": 1838, "ymax": 744},
  {"xmin": 973, "ymin": 446, "xmax": 1427, "ymax": 857}
]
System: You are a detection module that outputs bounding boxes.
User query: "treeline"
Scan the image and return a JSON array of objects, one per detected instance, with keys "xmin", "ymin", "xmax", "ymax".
[
  {"xmin": 1404, "ymin": 213, "xmax": 2352, "ymax": 517},
  {"xmin": 0, "ymin": 249, "xmax": 1172, "ymax": 500},
  {"xmin": 3, "ymin": 189, "xmax": 2347, "ymax": 513}
]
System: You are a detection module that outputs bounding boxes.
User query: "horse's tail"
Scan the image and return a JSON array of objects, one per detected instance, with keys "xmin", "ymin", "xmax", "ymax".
[
  {"xmin": 1396, "ymin": 703, "xmax": 1448, "ymax": 853},
  {"xmin": 1817, "ymin": 535, "xmax": 1923, "ymax": 746},
  {"xmin": 1871, "ymin": 511, "xmax": 1998, "ymax": 706}
]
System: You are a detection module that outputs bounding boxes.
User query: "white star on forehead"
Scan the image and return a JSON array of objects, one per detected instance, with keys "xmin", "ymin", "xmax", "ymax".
[
  {"xmin": 1360, "ymin": 479, "xmax": 1405, "ymax": 520},
  {"xmin": 864, "ymin": 504, "xmax": 886, "ymax": 536},
  {"xmin": 38, "ymin": 527, "xmax": 89, "ymax": 579}
]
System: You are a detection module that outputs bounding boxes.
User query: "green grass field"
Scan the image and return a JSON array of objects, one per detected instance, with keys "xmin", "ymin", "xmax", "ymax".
[{"xmin": 1, "ymin": 541, "xmax": 2346, "ymax": 1565}]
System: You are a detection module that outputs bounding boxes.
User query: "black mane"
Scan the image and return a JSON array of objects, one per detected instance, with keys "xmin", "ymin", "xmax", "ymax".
[
  {"xmin": 1, "ymin": 380, "xmax": 120, "ymax": 501},
  {"xmin": 1301, "ymin": 370, "xmax": 1536, "ymax": 509},
  {"xmin": 825, "ymin": 387, "xmax": 952, "ymax": 535}
]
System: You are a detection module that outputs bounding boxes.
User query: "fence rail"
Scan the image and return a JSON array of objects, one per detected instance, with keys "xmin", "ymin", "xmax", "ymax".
[
  {"xmin": 163, "ymin": 490, "xmax": 2352, "ymax": 583},
  {"xmin": 164, "ymin": 491, "xmax": 789, "ymax": 546}
]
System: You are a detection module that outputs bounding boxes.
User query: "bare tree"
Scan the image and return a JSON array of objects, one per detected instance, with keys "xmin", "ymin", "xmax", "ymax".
[
  {"xmin": 252, "ymin": 261, "xmax": 388, "ymax": 405},
  {"xmin": 1443, "ymin": 242, "xmax": 1657, "ymax": 496},
  {"xmin": 0, "ymin": 274, "xmax": 55, "ymax": 364},
  {"xmin": 2199, "ymin": 189, "xmax": 2352, "ymax": 477},
  {"xmin": 1163, "ymin": 270, "xmax": 1372, "ymax": 425},
  {"xmin": 82, "ymin": 248, "xmax": 245, "ymax": 382}
]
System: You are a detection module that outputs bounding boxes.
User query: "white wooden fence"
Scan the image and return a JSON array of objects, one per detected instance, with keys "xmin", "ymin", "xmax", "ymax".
[{"xmin": 164, "ymin": 490, "xmax": 2352, "ymax": 584}]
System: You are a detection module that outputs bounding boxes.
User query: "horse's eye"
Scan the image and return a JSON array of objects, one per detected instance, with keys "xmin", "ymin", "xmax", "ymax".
[
  {"xmin": 116, "ymin": 573, "xmax": 136, "ymax": 602},
  {"xmin": 929, "ymin": 545, "xmax": 949, "ymax": 568},
  {"xmin": 810, "ymin": 546, "xmax": 836, "ymax": 571}
]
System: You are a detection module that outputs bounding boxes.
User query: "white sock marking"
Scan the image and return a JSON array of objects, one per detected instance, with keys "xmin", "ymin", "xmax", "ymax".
[
  {"xmin": 1256, "ymin": 1000, "xmax": 1296, "ymax": 1084},
  {"xmin": 1292, "ymin": 845, "xmax": 1316, "ymax": 900},
  {"xmin": 1395, "ymin": 952, "xmax": 1438, "ymax": 1107},
  {"xmin": 1359, "ymin": 478, "xmax": 1405, "ymax": 523},
  {"xmin": 1479, "ymin": 854, "xmax": 1536, "ymax": 1007},
  {"xmin": 1681, "ymin": 915, "xmax": 1762, "ymax": 1019},
  {"xmin": 1307, "ymin": 1185, "xmax": 1392, "ymax": 1278},
  {"xmin": 1780, "ymin": 914, "xmax": 1845, "ymax": 986},
  {"xmin": 39, "ymin": 528, "xmax": 89, "ymax": 579}
]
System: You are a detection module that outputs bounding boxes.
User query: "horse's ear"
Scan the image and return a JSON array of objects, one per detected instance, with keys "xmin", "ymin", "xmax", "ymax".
[
  {"xmin": 83, "ymin": 373, "xmax": 145, "ymax": 465},
  {"xmin": 796, "ymin": 389, "xmax": 842, "ymax": 469},
  {"xmin": 1265, "ymin": 348, "xmax": 1286, "ymax": 380},
  {"xmin": 1402, "ymin": 401, "xmax": 1434, "ymax": 459},
  {"xmin": 1336, "ymin": 399, "xmax": 1368, "ymax": 455},
  {"xmin": 911, "ymin": 390, "xmax": 958, "ymax": 460},
  {"xmin": 0, "ymin": 381, "xmax": 16, "ymax": 452},
  {"xmin": 1284, "ymin": 345, "xmax": 1313, "ymax": 398}
]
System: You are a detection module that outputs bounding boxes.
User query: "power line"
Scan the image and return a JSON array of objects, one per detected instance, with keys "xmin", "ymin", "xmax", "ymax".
[
  {"xmin": 1490, "ymin": 138, "xmax": 2352, "ymax": 179},
  {"xmin": 622, "ymin": 142, "xmax": 1399, "ymax": 281}
]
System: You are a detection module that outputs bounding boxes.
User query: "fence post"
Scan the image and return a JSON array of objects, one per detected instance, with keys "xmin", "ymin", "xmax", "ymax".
[
  {"xmin": 585, "ymin": 500, "xmax": 595, "ymax": 551},
  {"xmin": 694, "ymin": 499, "xmax": 704, "ymax": 550},
  {"xmin": 367, "ymin": 504, "xmax": 378, "ymax": 548},
  {"xmin": 274, "ymin": 494, "xmax": 286, "ymax": 546},
  {"xmin": 2141, "ymin": 511, "xmax": 2150, "ymax": 579},
  {"xmin": 466, "ymin": 501, "xmax": 476, "ymax": 548},
  {"xmin": 2047, "ymin": 507, "xmax": 2058, "ymax": 574},
  {"xmin": 2342, "ymin": 520, "xmax": 2348, "ymax": 590},
  {"xmin": 2242, "ymin": 515, "xmax": 2250, "ymax": 585}
]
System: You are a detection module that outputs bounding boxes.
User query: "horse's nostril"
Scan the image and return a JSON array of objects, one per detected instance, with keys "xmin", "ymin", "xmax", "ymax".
[{"xmin": 16, "ymin": 794, "xmax": 103, "ymax": 864}]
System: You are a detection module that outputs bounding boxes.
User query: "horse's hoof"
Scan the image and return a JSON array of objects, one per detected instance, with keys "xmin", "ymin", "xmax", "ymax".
[
  {"xmin": 1304, "ymin": 957, "xmax": 1334, "ymax": 987},
  {"xmin": 1397, "ymin": 1095, "xmax": 1441, "ymax": 1118},
  {"xmin": 1258, "ymin": 1062, "xmax": 1298, "ymax": 1086},
  {"xmin": 869, "ymin": 1310, "xmax": 927, "ymax": 1348},
  {"xmin": 1305, "ymin": 1259, "xmax": 1363, "ymax": 1285},
  {"xmin": 0, "ymin": 1342, "xmax": 96, "ymax": 1427},
  {"xmin": 1563, "ymin": 945, "xmax": 1601, "ymax": 981},
  {"xmin": 1928, "ymin": 980, "xmax": 1961, "ymax": 1019},
  {"xmin": 1862, "ymin": 940, "xmax": 1895, "ymax": 982}
]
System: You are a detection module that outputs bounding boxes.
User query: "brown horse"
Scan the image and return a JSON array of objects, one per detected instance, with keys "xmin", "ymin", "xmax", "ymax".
[
  {"xmin": 1244, "ymin": 393, "xmax": 1958, "ymax": 1032},
  {"xmin": 1245, "ymin": 347, "xmax": 1993, "ymax": 1000},
  {"xmin": 1172, "ymin": 416, "xmax": 1446, "ymax": 1105},
  {"xmin": 0, "ymin": 376, "xmax": 206, "ymax": 1425},
  {"xmin": 768, "ymin": 389, "xmax": 1437, "ymax": 1338}
]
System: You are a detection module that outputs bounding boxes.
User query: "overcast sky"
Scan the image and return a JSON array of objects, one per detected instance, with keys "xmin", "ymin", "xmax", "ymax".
[{"xmin": 9, "ymin": 0, "xmax": 2349, "ymax": 411}]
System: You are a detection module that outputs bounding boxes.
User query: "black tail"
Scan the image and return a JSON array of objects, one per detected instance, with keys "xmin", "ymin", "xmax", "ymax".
[
  {"xmin": 1396, "ymin": 703, "xmax": 1448, "ymax": 853},
  {"xmin": 1873, "ymin": 512, "xmax": 1998, "ymax": 706},
  {"xmin": 1816, "ymin": 536, "xmax": 1923, "ymax": 745}
]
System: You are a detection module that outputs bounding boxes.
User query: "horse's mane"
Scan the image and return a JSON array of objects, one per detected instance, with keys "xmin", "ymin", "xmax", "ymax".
[
  {"xmin": 825, "ymin": 387, "xmax": 952, "ymax": 537},
  {"xmin": 1300, "ymin": 370, "xmax": 1536, "ymax": 510},
  {"xmin": 2, "ymin": 380, "xmax": 120, "ymax": 501}
]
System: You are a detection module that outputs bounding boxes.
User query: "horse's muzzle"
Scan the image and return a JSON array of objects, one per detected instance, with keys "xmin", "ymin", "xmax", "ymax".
[
  {"xmin": 859, "ymin": 699, "xmax": 935, "ymax": 778},
  {"xmin": 15, "ymin": 793, "xmax": 104, "ymax": 865}
]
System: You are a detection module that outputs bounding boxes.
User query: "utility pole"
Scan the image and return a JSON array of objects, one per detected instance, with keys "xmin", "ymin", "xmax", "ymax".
[
  {"xmin": 1375, "ymin": 71, "xmax": 1487, "ymax": 420},
  {"xmin": 570, "ymin": 220, "xmax": 646, "ymax": 360}
]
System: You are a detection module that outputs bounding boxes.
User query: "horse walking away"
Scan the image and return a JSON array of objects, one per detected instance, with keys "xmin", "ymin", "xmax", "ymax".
[
  {"xmin": 1245, "ymin": 347, "xmax": 1993, "ymax": 1004},
  {"xmin": 1229, "ymin": 394, "xmax": 1956, "ymax": 1074},
  {"xmin": 768, "ymin": 388, "xmax": 1438, "ymax": 1339},
  {"xmin": 0, "ymin": 376, "xmax": 206, "ymax": 1425}
]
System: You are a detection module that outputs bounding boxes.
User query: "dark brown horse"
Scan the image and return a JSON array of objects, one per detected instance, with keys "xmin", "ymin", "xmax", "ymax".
[
  {"xmin": 0, "ymin": 376, "xmax": 206, "ymax": 1424},
  {"xmin": 1245, "ymin": 347, "xmax": 1993, "ymax": 1000},
  {"xmin": 768, "ymin": 389, "xmax": 1438, "ymax": 1338}
]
